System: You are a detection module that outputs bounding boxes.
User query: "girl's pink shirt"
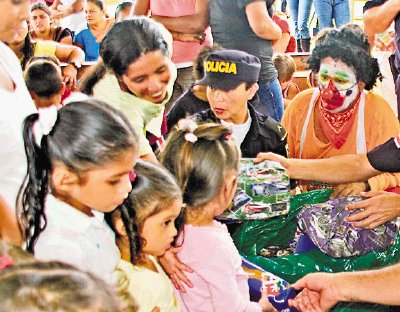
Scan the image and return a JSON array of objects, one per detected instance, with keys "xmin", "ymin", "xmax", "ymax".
[{"xmin": 175, "ymin": 221, "xmax": 262, "ymax": 312}]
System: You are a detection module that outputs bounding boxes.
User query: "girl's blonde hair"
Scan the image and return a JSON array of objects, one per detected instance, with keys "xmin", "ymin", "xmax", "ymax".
[
  {"xmin": 160, "ymin": 121, "xmax": 240, "ymax": 209},
  {"xmin": 272, "ymin": 53, "xmax": 297, "ymax": 82},
  {"xmin": 0, "ymin": 261, "xmax": 136, "ymax": 312}
]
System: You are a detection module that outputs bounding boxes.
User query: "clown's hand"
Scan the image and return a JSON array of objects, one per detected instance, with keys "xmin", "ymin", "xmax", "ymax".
[{"xmin": 345, "ymin": 191, "xmax": 400, "ymax": 229}]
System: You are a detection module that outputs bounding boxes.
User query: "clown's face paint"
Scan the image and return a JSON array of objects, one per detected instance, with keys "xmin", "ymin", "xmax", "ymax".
[{"xmin": 318, "ymin": 57, "xmax": 359, "ymax": 113}]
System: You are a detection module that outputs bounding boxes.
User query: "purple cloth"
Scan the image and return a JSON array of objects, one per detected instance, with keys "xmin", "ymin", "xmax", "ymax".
[
  {"xmin": 297, "ymin": 196, "xmax": 397, "ymax": 257},
  {"xmin": 294, "ymin": 234, "xmax": 317, "ymax": 254}
]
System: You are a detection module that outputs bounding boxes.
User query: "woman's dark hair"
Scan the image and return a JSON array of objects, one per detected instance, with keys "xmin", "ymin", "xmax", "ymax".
[
  {"xmin": 87, "ymin": 0, "xmax": 105, "ymax": 11},
  {"xmin": 17, "ymin": 99, "xmax": 139, "ymax": 253},
  {"xmin": 0, "ymin": 261, "xmax": 133, "ymax": 312},
  {"xmin": 30, "ymin": 2, "xmax": 52, "ymax": 16},
  {"xmin": 114, "ymin": 1, "xmax": 133, "ymax": 21},
  {"xmin": 21, "ymin": 33, "xmax": 35, "ymax": 70},
  {"xmin": 160, "ymin": 122, "xmax": 240, "ymax": 211},
  {"xmin": 79, "ymin": 17, "xmax": 169, "ymax": 95},
  {"xmin": 308, "ymin": 27, "xmax": 382, "ymax": 90},
  {"xmin": 106, "ymin": 160, "xmax": 182, "ymax": 265}
]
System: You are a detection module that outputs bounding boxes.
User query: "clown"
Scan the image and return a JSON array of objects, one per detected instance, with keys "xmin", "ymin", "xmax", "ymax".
[{"xmin": 282, "ymin": 27, "xmax": 400, "ymax": 196}]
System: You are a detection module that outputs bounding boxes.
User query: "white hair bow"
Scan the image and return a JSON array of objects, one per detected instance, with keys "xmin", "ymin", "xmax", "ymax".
[
  {"xmin": 177, "ymin": 118, "xmax": 198, "ymax": 143},
  {"xmin": 33, "ymin": 106, "xmax": 58, "ymax": 146}
]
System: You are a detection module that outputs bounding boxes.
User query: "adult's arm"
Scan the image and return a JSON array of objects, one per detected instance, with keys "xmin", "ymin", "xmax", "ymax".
[
  {"xmin": 133, "ymin": 0, "xmax": 150, "ymax": 16},
  {"xmin": 51, "ymin": 0, "xmax": 85, "ymax": 19},
  {"xmin": 150, "ymin": 0, "xmax": 209, "ymax": 34},
  {"xmin": 56, "ymin": 43, "xmax": 85, "ymax": 87},
  {"xmin": 271, "ymin": 16, "xmax": 291, "ymax": 53},
  {"xmin": 59, "ymin": 34, "xmax": 73, "ymax": 45},
  {"xmin": 0, "ymin": 194, "xmax": 22, "ymax": 246},
  {"xmin": 289, "ymin": 263, "xmax": 400, "ymax": 311},
  {"xmin": 363, "ymin": 0, "xmax": 400, "ymax": 45},
  {"xmin": 254, "ymin": 152, "xmax": 381, "ymax": 183},
  {"xmin": 245, "ymin": 1, "xmax": 282, "ymax": 41},
  {"xmin": 55, "ymin": 42, "xmax": 85, "ymax": 63},
  {"xmin": 272, "ymin": 32, "xmax": 291, "ymax": 54}
]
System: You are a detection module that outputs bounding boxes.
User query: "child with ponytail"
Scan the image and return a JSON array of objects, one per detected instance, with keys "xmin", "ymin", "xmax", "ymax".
[
  {"xmin": 160, "ymin": 120, "xmax": 275, "ymax": 312},
  {"xmin": 107, "ymin": 160, "xmax": 183, "ymax": 312},
  {"xmin": 17, "ymin": 99, "xmax": 139, "ymax": 284}
]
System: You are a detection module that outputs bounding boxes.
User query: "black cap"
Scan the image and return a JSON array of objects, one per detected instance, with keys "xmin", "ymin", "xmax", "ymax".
[{"xmin": 197, "ymin": 50, "xmax": 261, "ymax": 91}]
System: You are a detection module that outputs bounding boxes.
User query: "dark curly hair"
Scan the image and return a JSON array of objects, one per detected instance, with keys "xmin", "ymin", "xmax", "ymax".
[{"xmin": 308, "ymin": 27, "xmax": 382, "ymax": 90}]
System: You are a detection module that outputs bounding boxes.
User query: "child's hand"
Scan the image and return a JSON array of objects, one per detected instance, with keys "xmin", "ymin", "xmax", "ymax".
[
  {"xmin": 151, "ymin": 307, "xmax": 160, "ymax": 312},
  {"xmin": 259, "ymin": 290, "xmax": 277, "ymax": 312},
  {"xmin": 158, "ymin": 246, "xmax": 194, "ymax": 292}
]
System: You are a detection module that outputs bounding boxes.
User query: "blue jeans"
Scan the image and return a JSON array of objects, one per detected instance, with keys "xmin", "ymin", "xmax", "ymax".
[
  {"xmin": 287, "ymin": 0, "xmax": 312, "ymax": 39},
  {"xmin": 313, "ymin": 0, "xmax": 350, "ymax": 30},
  {"xmin": 254, "ymin": 78, "xmax": 284, "ymax": 122}
]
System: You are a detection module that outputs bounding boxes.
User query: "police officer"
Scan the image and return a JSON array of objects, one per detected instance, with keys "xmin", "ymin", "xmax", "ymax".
[{"xmin": 192, "ymin": 50, "xmax": 288, "ymax": 159}]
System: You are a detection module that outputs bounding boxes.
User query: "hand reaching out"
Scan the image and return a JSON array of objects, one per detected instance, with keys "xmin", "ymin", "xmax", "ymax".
[
  {"xmin": 289, "ymin": 273, "xmax": 341, "ymax": 312},
  {"xmin": 255, "ymin": 152, "xmax": 289, "ymax": 167}
]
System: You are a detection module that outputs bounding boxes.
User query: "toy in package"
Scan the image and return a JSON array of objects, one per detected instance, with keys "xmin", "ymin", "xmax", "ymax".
[
  {"xmin": 217, "ymin": 159, "xmax": 290, "ymax": 221},
  {"xmin": 262, "ymin": 271, "xmax": 298, "ymax": 312}
]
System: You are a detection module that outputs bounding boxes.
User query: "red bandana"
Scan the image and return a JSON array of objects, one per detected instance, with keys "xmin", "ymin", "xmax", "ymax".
[{"xmin": 318, "ymin": 94, "xmax": 361, "ymax": 149}]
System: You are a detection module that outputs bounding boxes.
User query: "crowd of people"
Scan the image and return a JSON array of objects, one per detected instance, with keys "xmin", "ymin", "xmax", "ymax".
[{"xmin": 0, "ymin": 0, "xmax": 400, "ymax": 311}]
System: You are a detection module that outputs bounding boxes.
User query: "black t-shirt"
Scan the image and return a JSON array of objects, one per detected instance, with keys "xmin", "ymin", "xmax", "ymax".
[
  {"xmin": 166, "ymin": 85, "xmax": 210, "ymax": 131},
  {"xmin": 209, "ymin": 0, "xmax": 277, "ymax": 83},
  {"xmin": 367, "ymin": 137, "xmax": 400, "ymax": 172}
]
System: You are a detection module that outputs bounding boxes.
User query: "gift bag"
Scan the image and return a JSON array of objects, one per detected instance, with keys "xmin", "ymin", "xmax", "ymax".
[{"xmin": 297, "ymin": 196, "xmax": 397, "ymax": 257}]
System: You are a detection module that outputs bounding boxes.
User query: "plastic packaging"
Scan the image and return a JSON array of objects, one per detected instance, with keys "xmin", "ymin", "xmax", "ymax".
[{"xmin": 233, "ymin": 190, "xmax": 400, "ymax": 311}]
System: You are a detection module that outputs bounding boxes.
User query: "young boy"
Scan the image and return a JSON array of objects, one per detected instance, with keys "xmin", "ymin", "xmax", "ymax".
[
  {"xmin": 272, "ymin": 53, "xmax": 300, "ymax": 109},
  {"xmin": 167, "ymin": 44, "xmax": 223, "ymax": 131},
  {"xmin": 24, "ymin": 57, "xmax": 65, "ymax": 109}
]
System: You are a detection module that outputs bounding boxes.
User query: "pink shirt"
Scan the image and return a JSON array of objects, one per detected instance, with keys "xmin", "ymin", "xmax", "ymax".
[
  {"xmin": 150, "ymin": 0, "xmax": 212, "ymax": 65},
  {"xmin": 175, "ymin": 221, "xmax": 262, "ymax": 312}
]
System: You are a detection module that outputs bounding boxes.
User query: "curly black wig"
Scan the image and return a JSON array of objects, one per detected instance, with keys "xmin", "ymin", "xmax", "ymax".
[{"xmin": 308, "ymin": 27, "xmax": 382, "ymax": 90}]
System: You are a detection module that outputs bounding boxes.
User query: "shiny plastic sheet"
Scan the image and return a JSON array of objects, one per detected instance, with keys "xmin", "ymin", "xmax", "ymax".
[
  {"xmin": 233, "ymin": 190, "xmax": 400, "ymax": 283},
  {"xmin": 233, "ymin": 190, "xmax": 400, "ymax": 311}
]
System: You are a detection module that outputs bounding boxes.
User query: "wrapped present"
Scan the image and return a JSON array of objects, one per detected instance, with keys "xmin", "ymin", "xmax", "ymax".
[
  {"xmin": 217, "ymin": 159, "xmax": 290, "ymax": 221},
  {"xmin": 297, "ymin": 196, "xmax": 398, "ymax": 258}
]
